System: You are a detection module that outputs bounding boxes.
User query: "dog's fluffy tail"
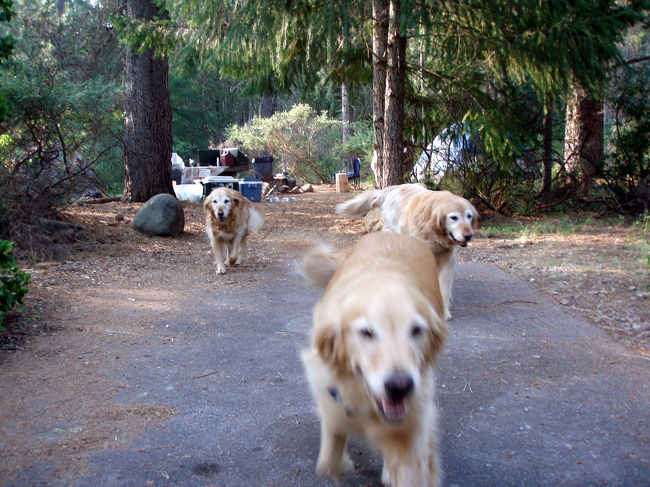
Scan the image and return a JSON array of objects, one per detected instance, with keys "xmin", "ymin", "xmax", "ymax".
[
  {"xmin": 334, "ymin": 189, "xmax": 384, "ymax": 218},
  {"xmin": 248, "ymin": 207, "xmax": 265, "ymax": 233},
  {"xmin": 299, "ymin": 244, "xmax": 343, "ymax": 289}
]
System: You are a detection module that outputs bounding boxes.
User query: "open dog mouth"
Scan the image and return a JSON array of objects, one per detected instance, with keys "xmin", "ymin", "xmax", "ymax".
[
  {"xmin": 375, "ymin": 396, "xmax": 407, "ymax": 423},
  {"xmin": 450, "ymin": 233, "xmax": 468, "ymax": 247}
]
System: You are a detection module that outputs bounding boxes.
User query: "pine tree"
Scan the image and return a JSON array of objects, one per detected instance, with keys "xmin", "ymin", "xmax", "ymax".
[
  {"xmin": 122, "ymin": 0, "xmax": 174, "ymax": 202},
  {"xmin": 0, "ymin": 0, "xmax": 14, "ymax": 121}
]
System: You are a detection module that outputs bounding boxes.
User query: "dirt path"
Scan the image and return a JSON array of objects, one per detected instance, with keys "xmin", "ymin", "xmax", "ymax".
[{"xmin": 1, "ymin": 187, "xmax": 648, "ymax": 486}]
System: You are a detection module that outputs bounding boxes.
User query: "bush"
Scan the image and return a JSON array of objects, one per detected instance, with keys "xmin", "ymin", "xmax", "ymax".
[
  {"xmin": 0, "ymin": 240, "xmax": 30, "ymax": 329},
  {"xmin": 227, "ymin": 104, "xmax": 372, "ymax": 183},
  {"xmin": 602, "ymin": 60, "xmax": 650, "ymax": 214}
]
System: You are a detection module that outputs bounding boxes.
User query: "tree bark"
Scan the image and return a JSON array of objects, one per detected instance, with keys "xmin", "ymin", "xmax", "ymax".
[
  {"xmin": 341, "ymin": 81, "xmax": 350, "ymax": 145},
  {"xmin": 260, "ymin": 95, "xmax": 276, "ymax": 118},
  {"xmin": 541, "ymin": 97, "xmax": 554, "ymax": 198},
  {"xmin": 123, "ymin": 0, "xmax": 173, "ymax": 202},
  {"xmin": 564, "ymin": 80, "xmax": 604, "ymax": 194},
  {"xmin": 380, "ymin": 0, "xmax": 406, "ymax": 188},
  {"xmin": 371, "ymin": 0, "xmax": 388, "ymax": 187}
]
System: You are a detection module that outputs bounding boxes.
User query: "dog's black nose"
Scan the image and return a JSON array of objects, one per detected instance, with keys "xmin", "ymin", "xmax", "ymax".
[
  {"xmin": 384, "ymin": 372, "xmax": 414, "ymax": 402},
  {"xmin": 463, "ymin": 233, "xmax": 473, "ymax": 242}
]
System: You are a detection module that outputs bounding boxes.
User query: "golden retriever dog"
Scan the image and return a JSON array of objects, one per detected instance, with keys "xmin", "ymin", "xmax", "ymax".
[
  {"xmin": 335, "ymin": 183, "xmax": 478, "ymax": 319},
  {"xmin": 204, "ymin": 187, "xmax": 264, "ymax": 274},
  {"xmin": 300, "ymin": 231, "xmax": 448, "ymax": 487}
]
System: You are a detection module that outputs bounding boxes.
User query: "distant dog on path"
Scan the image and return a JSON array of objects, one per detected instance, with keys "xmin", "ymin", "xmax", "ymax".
[
  {"xmin": 204, "ymin": 187, "xmax": 264, "ymax": 274},
  {"xmin": 300, "ymin": 231, "xmax": 448, "ymax": 486},
  {"xmin": 335, "ymin": 184, "xmax": 478, "ymax": 319}
]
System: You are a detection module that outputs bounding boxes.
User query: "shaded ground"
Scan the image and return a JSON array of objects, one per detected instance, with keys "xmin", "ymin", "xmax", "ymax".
[
  {"xmin": 0, "ymin": 185, "xmax": 648, "ymax": 486},
  {"xmin": 460, "ymin": 215, "xmax": 649, "ymax": 353}
]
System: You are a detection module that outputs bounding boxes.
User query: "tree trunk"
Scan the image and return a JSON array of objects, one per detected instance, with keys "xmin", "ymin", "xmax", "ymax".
[
  {"xmin": 541, "ymin": 97, "xmax": 554, "ymax": 199},
  {"xmin": 123, "ymin": 0, "xmax": 173, "ymax": 203},
  {"xmin": 260, "ymin": 95, "xmax": 277, "ymax": 118},
  {"xmin": 341, "ymin": 81, "xmax": 350, "ymax": 145},
  {"xmin": 380, "ymin": 0, "xmax": 406, "ymax": 188},
  {"xmin": 371, "ymin": 0, "xmax": 388, "ymax": 187},
  {"xmin": 564, "ymin": 81, "xmax": 604, "ymax": 194}
]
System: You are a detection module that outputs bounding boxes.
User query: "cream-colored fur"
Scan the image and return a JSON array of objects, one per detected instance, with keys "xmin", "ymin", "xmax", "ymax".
[
  {"xmin": 204, "ymin": 187, "xmax": 264, "ymax": 274},
  {"xmin": 301, "ymin": 232, "xmax": 448, "ymax": 487},
  {"xmin": 335, "ymin": 184, "xmax": 478, "ymax": 319}
]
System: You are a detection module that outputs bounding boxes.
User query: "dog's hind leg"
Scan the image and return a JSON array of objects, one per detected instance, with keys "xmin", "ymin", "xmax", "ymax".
[
  {"xmin": 316, "ymin": 424, "xmax": 353, "ymax": 480},
  {"xmin": 235, "ymin": 235, "xmax": 248, "ymax": 266}
]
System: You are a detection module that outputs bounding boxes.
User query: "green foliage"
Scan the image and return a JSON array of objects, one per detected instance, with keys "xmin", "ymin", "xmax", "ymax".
[
  {"xmin": 603, "ymin": 56, "xmax": 650, "ymax": 213},
  {"xmin": 632, "ymin": 211, "xmax": 650, "ymax": 273},
  {"xmin": 0, "ymin": 0, "xmax": 125, "ymax": 249},
  {"xmin": 227, "ymin": 104, "xmax": 371, "ymax": 183},
  {"xmin": 408, "ymin": 0, "xmax": 648, "ymax": 213},
  {"xmin": 0, "ymin": 239, "xmax": 30, "ymax": 329},
  {"xmin": 160, "ymin": 0, "xmax": 371, "ymax": 95},
  {"xmin": 169, "ymin": 70, "xmax": 269, "ymax": 161},
  {"xmin": 0, "ymin": 0, "xmax": 14, "ymax": 121}
]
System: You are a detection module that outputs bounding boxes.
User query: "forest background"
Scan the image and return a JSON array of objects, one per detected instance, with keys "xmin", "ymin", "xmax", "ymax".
[{"xmin": 0, "ymin": 0, "xmax": 648, "ymax": 255}]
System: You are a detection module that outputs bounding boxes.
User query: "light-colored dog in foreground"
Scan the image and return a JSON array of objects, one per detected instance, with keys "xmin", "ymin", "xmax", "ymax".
[
  {"xmin": 300, "ymin": 231, "xmax": 448, "ymax": 487},
  {"xmin": 204, "ymin": 187, "xmax": 264, "ymax": 274},
  {"xmin": 335, "ymin": 183, "xmax": 478, "ymax": 319}
]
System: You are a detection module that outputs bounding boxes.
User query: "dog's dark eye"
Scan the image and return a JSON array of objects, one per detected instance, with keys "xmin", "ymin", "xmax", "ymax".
[
  {"xmin": 449, "ymin": 215, "xmax": 459, "ymax": 221},
  {"xmin": 359, "ymin": 328, "xmax": 375, "ymax": 340},
  {"xmin": 411, "ymin": 324, "xmax": 424, "ymax": 338},
  {"xmin": 467, "ymin": 213, "xmax": 473, "ymax": 220},
  {"xmin": 224, "ymin": 199, "xmax": 230, "ymax": 204}
]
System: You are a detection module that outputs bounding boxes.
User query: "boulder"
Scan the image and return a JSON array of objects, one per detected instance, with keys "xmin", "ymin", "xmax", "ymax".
[{"xmin": 132, "ymin": 193, "xmax": 184, "ymax": 237}]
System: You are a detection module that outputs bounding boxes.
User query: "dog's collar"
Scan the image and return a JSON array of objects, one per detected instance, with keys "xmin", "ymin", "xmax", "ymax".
[{"xmin": 328, "ymin": 386, "xmax": 354, "ymax": 416}]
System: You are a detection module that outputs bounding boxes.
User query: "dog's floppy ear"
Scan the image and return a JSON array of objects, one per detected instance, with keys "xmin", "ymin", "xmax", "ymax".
[
  {"xmin": 313, "ymin": 320, "xmax": 348, "ymax": 371},
  {"xmin": 314, "ymin": 323, "xmax": 337, "ymax": 363},
  {"xmin": 422, "ymin": 305, "xmax": 448, "ymax": 365},
  {"xmin": 431, "ymin": 204, "xmax": 448, "ymax": 239},
  {"xmin": 203, "ymin": 193, "xmax": 213, "ymax": 212},
  {"xmin": 470, "ymin": 204, "xmax": 479, "ymax": 230},
  {"xmin": 300, "ymin": 244, "xmax": 343, "ymax": 289}
]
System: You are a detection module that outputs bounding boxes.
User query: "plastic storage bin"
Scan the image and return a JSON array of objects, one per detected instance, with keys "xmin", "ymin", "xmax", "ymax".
[{"xmin": 238, "ymin": 179, "xmax": 263, "ymax": 202}]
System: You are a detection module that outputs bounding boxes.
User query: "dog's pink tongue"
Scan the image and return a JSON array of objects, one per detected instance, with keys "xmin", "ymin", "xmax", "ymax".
[{"xmin": 381, "ymin": 398, "xmax": 406, "ymax": 422}]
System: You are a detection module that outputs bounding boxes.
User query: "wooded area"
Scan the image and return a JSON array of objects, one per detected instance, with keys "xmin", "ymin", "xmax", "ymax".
[{"xmin": 0, "ymin": 0, "xmax": 648, "ymax": 253}]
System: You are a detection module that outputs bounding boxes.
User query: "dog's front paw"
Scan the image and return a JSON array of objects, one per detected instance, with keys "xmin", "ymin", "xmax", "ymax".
[
  {"xmin": 216, "ymin": 265, "xmax": 227, "ymax": 275},
  {"xmin": 316, "ymin": 454, "xmax": 354, "ymax": 480},
  {"xmin": 341, "ymin": 453, "xmax": 354, "ymax": 475}
]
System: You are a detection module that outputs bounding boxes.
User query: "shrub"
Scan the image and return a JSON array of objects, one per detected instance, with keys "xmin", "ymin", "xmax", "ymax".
[
  {"xmin": 0, "ymin": 239, "xmax": 30, "ymax": 329},
  {"xmin": 227, "ymin": 104, "xmax": 372, "ymax": 183},
  {"xmin": 602, "ymin": 60, "xmax": 649, "ymax": 214}
]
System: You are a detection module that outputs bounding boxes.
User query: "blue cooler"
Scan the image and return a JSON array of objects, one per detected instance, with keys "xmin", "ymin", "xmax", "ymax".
[{"xmin": 239, "ymin": 178, "xmax": 263, "ymax": 202}]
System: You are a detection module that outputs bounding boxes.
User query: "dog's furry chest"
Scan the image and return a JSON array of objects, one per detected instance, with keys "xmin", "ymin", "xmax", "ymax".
[{"xmin": 209, "ymin": 215, "xmax": 243, "ymax": 238}]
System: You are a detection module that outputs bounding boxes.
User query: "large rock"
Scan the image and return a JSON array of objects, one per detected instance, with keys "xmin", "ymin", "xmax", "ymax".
[{"xmin": 132, "ymin": 193, "xmax": 184, "ymax": 237}]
